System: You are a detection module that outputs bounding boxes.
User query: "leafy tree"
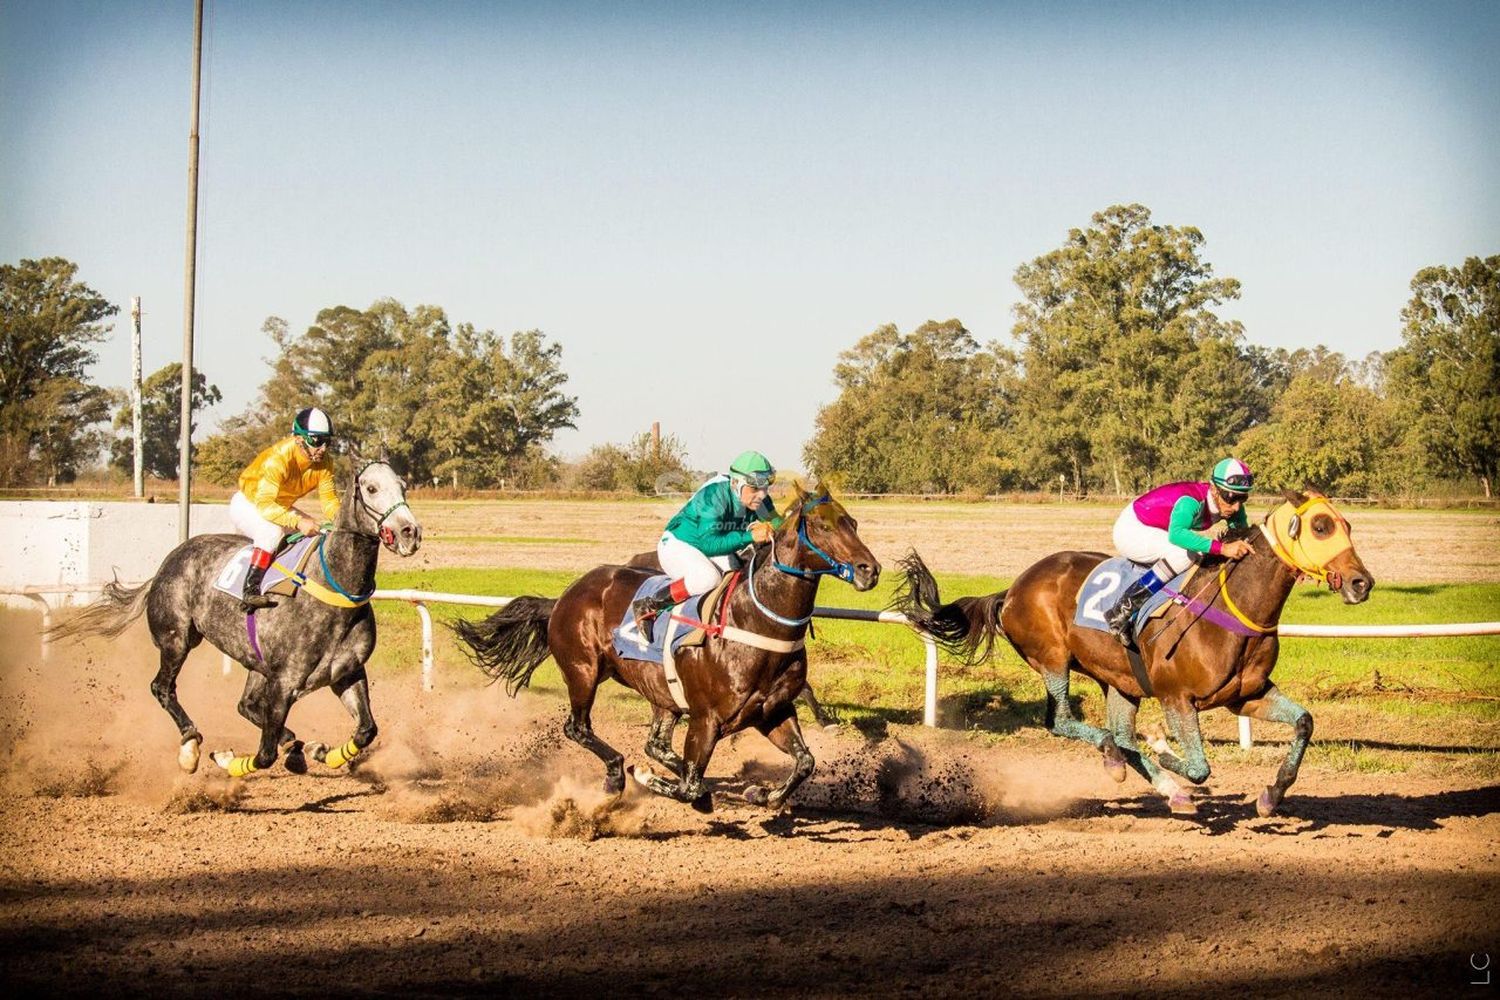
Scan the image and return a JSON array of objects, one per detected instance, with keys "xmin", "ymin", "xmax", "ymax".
[
  {"xmin": 109, "ymin": 363, "xmax": 222, "ymax": 480},
  {"xmin": 199, "ymin": 301, "xmax": 579, "ymax": 489},
  {"xmin": 569, "ymin": 431, "xmax": 690, "ymax": 493},
  {"xmin": 1009, "ymin": 205, "xmax": 1260, "ymax": 494},
  {"xmin": 0, "ymin": 257, "xmax": 118, "ymax": 485},
  {"xmin": 1236, "ymin": 350, "xmax": 1401, "ymax": 495},
  {"xmin": 1383, "ymin": 256, "xmax": 1500, "ymax": 497},
  {"xmin": 805, "ymin": 320, "xmax": 1019, "ymax": 493}
]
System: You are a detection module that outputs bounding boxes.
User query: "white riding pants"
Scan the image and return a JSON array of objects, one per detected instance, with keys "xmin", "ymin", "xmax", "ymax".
[
  {"xmin": 230, "ymin": 491, "xmax": 289, "ymax": 552},
  {"xmin": 1112, "ymin": 505, "xmax": 1196, "ymax": 578},
  {"xmin": 657, "ymin": 531, "xmax": 738, "ymax": 596}
]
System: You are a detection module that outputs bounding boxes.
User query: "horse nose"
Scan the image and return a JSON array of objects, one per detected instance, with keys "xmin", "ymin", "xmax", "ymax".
[
  {"xmin": 858, "ymin": 561, "xmax": 880, "ymax": 590},
  {"xmin": 1348, "ymin": 573, "xmax": 1372, "ymax": 602}
]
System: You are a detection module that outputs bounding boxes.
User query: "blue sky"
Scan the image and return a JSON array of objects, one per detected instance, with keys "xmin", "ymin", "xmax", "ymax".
[{"xmin": 3, "ymin": 0, "xmax": 1496, "ymax": 474}]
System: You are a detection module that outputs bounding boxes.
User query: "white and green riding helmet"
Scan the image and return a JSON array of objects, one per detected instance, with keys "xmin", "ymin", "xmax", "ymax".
[
  {"xmin": 293, "ymin": 406, "xmax": 335, "ymax": 448},
  {"xmin": 1210, "ymin": 457, "xmax": 1254, "ymax": 499},
  {"xmin": 728, "ymin": 450, "xmax": 775, "ymax": 490}
]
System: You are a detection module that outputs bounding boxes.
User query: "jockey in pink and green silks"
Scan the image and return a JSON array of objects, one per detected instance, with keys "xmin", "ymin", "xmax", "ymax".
[
  {"xmin": 630, "ymin": 450, "xmax": 782, "ymax": 633},
  {"xmin": 1103, "ymin": 457, "xmax": 1255, "ymax": 644}
]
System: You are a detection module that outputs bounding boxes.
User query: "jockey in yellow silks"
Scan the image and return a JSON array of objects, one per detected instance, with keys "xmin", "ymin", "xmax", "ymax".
[{"xmin": 228, "ymin": 407, "xmax": 340, "ymax": 612}]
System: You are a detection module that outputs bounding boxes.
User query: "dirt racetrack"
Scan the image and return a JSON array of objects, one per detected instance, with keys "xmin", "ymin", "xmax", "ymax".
[{"xmin": 2, "ymin": 499, "xmax": 1497, "ymax": 997}]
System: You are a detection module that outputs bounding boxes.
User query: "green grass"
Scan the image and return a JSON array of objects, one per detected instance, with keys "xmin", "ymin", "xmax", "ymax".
[{"xmin": 370, "ymin": 567, "xmax": 1500, "ymax": 774}]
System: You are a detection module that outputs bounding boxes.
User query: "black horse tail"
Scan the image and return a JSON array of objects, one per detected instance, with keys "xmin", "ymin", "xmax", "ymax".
[
  {"xmin": 890, "ymin": 550, "xmax": 1008, "ymax": 665},
  {"xmin": 44, "ymin": 577, "xmax": 154, "ymax": 643},
  {"xmin": 451, "ymin": 596, "xmax": 556, "ymax": 696}
]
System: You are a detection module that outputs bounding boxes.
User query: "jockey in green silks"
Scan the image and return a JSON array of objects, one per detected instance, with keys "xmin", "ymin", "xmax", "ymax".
[
  {"xmin": 631, "ymin": 450, "xmax": 782, "ymax": 633},
  {"xmin": 1102, "ymin": 456, "xmax": 1255, "ymax": 644}
]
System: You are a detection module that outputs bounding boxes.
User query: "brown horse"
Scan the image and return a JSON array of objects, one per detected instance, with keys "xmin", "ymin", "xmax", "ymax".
[
  {"xmin": 892, "ymin": 489, "xmax": 1373, "ymax": 817},
  {"xmin": 454, "ymin": 483, "xmax": 879, "ymax": 811}
]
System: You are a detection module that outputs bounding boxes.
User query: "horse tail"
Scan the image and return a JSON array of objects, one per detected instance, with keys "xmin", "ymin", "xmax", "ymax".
[
  {"xmin": 43, "ymin": 577, "xmax": 154, "ymax": 643},
  {"xmin": 890, "ymin": 550, "xmax": 1008, "ymax": 665},
  {"xmin": 450, "ymin": 596, "xmax": 556, "ymax": 696}
]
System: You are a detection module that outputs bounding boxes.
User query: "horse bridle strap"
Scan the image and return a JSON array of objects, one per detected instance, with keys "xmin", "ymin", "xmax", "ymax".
[
  {"xmin": 352, "ymin": 460, "xmax": 411, "ymax": 541},
  {"xmin": 771, "ymin": 497, "xmax": 858, "ymax": 584}
]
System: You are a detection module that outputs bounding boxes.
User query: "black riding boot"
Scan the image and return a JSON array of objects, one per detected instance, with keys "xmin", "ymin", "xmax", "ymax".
[
  {"xmin": 240, "ymin": 564, "xmax": 277, "ymax": 613},
  {"xmin": 1104, "ymin": 579, "xmax": 1154, "ymax": 645},
  {"xmin": 630, "ymin": 586, "xmax": 676, "ymax": 639}
]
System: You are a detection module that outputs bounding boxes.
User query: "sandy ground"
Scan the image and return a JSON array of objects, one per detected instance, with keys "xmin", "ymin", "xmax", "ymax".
[{"xmin": 1, "ymin": 498, "xmax": 1497, "ymax": 997}]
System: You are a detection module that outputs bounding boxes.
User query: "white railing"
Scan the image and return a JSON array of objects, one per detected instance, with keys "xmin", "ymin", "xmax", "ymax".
[{"xmin": 8, "ymin": 583, "xmax": 1497, "ymax": 742}]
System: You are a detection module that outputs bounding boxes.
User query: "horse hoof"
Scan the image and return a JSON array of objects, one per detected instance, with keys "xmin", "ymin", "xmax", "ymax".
[
  {"xmin": 1256, "ymin": 787, "xmax": 1279, "ymax": 818},
  {"xmin": 1168, "ymin": 791, "xmax": 1198, "ymax": 816},
  {"xmin": 628, "ymin": 764, "xmax": 653, "ymax": 789},
  {"xmin": 305, "ymin": 742, "xmax": 328, "ymax": 765},
  {"xmin": 604, "ymin": 772, "xmax": 625, "ymax": 796},
  {"xmin": 821, "ymin": 722, "xmax": 842, "ymax": 734},
  {"xmin": 744, "ymin": 784, "xmax": 768, "ymax": 807},
  {"xmin": 1104, "ymin": 758, "xmax": 1126, "ymax": 783},
  {"xmin": 178, "ymin": 737, "xmax": 202, "ymax": 774},
  {"xmin": 210, "ymin": 750, "xmax": 236, "ymax": 772},
  {"xmin": 283, "ymin": 742, "xmax": 308, "ymax": 775},
  {"xmin": 690, "ymin": 792, "xmax": 714, "ymax": 814}
]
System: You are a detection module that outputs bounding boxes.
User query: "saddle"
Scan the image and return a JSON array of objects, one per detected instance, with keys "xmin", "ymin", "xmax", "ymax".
[
  {"xmin": 668, "ymin": 570, "xmax": 739, "ymax": 650},
  {"xmin": 211, "ymin": 534, "xmax": 321, "ymax": 602}
]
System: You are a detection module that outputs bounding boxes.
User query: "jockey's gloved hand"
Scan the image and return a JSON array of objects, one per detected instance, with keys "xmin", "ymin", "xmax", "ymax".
[{"xmin": 749, "ymin": 521, "xmax": 773, "ymax": 544}]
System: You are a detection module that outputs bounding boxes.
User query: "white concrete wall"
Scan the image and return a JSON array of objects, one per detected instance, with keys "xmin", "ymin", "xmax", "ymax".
[{"xmin": 0, "ymin": 501, "xmax": 235, "ymax": 606}]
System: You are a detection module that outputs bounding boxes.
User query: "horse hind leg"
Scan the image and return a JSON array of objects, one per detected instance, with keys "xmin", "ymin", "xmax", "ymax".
[
  {"xmin": 1038, "ymin": 665, "xmax": 1117, "ymax": 751},
  {"xmin": 632, "ymin": 712, "xmax": 717, "ymax": 812},
  {"xmin": 644, "ymin": 708, "xmax": 685, "ymax": 777},
  {"xmin": 149, "ymin": 623, "xmax": 204, "ymax": 772},
  {"xmin": 212, "ymin": 677, "xmax": 294, "ymax": 778}
]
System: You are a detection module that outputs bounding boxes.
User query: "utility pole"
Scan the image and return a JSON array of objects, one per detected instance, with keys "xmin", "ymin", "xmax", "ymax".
[
  {"xmin": 131, "ymin": 297, "xmax": 143, "ymax": 498},
  {"xmin": 178, "ymin": 0, "xmax": 203, "ymax": 541}
]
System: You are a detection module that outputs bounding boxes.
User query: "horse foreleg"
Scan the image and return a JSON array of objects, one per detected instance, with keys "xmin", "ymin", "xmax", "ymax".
[
  {"xmin": 1232, "ymin": 684, "xmax": 1314, "ymax": 817},
  {"xmin": 644, "ymin": 708, "xmax": 685, "ymax": 777},
  {"xmin": 1104, "ymin": 687, "xmax": 1191, "ymax": 811},
  {"xmin": 308, "ymin": 668, "xmax": 378, "ymax": 771},
  {"xmin": 746, "ymin": 712, "xmax": 814, "ymax": 811},
  {"xmin": 149, "ymin": 627, "xmax": 202, "ymax": 772},
  {"xmin": 797, "ymin": 683, "xmax": 839, "ymax": 730},
  {"xmin": 633, "ymin": 713, "xmax": 716, "ymax": 812},
  {"xmin": 213, "ymin": 677, "xmax": 294, "ymax": 778},
  {"xmin": 1157, "ymin": 700, "xmax": 1211, "ymax": 785},
  {"xmin": 237, "ymin": 671, "xmax": 305, "ymax": 772}
]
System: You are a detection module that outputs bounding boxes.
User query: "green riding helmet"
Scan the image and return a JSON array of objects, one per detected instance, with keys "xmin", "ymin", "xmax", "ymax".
[
  {"xmin": 728, "ymin": 450, "xmax": 775, "ymax": 489},
  {"xmin": 1210, "ymin": 457, "xmax": 1254, "ymax": 498}
]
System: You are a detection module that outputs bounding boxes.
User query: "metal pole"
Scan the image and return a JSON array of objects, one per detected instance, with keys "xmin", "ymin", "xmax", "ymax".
[
  {"xmin": 921, "ymin": 633, "xmax": 938, "ymax": 727},
  {"xmin": 178, "ymin": 0, "xmax": 203, "ymax": 542},
  {"xmin": 417, "ymin": 602, "xmax": 434, "ymax": 691},
  {"xmin": 1239, "ymin": 715, "xmax": 1253, "ymax": 750},
  {"xmin": 131, "ymin": 297, "xmax": 143, "ymax": 497}
]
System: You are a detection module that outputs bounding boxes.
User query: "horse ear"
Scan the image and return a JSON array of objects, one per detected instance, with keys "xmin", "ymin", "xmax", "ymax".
[
  {"xmin": 348, "ymin": 440, "xmax": 363, "ymax": 462},
  {"xmin": 379, "ymin": 442, "xmax": 390, "ymax": 463},
  {"xmin": 1282, "ymin": 487, "xmax": 1306, "ymax": 507}
]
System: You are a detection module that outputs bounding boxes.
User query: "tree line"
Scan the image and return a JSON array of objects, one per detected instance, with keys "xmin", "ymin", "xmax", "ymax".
[
  {"xmin": 2, "ymin": 204, "xmax": 1495, "ymax": 497},
  {"xmin": 804, "ymin": 206, "xmax": 1498, "ymax": 499}
]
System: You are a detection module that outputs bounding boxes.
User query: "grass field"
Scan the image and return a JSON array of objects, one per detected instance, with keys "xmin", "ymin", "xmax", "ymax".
[{"xmin": 370, "ymin": 564, "xmax": 1500, "ymax": 780}]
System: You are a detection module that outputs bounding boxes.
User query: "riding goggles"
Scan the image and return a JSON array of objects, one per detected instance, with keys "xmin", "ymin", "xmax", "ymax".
[
  {"xmin": 734, "ymin": 469, "xmax": 775, "ymax": 489},
  {"xmin": 302, "ymin": 433, "xmax": 332, "ymax": 448},
  {"xmin": 1215, "ymin": 474, "xmax": 1252, "ymax": 496}
]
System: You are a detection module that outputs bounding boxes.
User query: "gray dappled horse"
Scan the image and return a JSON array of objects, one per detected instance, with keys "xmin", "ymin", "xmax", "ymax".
[{"xmin": 47, "ymin": 451, "xmax": 421, "ymax": 777}]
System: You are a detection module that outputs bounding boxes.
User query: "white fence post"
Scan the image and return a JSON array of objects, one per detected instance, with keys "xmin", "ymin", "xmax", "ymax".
[{"xmin": 416, "ymin": 601, "xmax": 433, "ymax": 692}]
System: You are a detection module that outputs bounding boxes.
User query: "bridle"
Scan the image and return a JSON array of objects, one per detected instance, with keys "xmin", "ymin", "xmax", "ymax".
[
  {"xmin": 351, "ymin": 459, "xmax": 411, "ymax": 550},
  {"xmin": 746, "ymin": 494, "xmax": 860, "ymax": 627}
]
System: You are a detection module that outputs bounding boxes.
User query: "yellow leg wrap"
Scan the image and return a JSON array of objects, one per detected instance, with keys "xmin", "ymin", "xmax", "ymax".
[
  {"xmin": 228, "ymin": 755, "xmax": 259, "ymax": 778},
  {"xmin": 324, "ymin": 738, "xmax": 362, "ymax": 769}
]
